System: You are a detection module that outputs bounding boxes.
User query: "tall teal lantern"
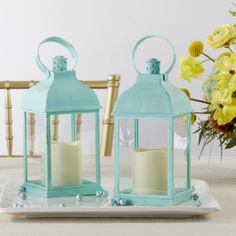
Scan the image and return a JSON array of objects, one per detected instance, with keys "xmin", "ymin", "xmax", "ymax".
[
  {"xmin": 21, "ymin": 37, "xmax": 103, "ymax": 197},
  {"xmin": 112, "ymin": 35, "xmax": 192, "ymax": 206}
]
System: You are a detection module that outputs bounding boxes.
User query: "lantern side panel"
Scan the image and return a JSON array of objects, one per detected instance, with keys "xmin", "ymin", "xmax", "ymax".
[
  {"xmin": 26, "ymin": 113, "xmax": 45, "ymax": 187},
  {"xmin": 117, "ymin": 118, "xmax": 134, "ymax": 193},
  {"xmin": 49, "ymin": 114, "xmax": 82, "ymax": 188},
  {"xmin": 133, "ymin": 118, "xmax": 168, "ymax": 196},
  {"xmin": 173, "ymin": 116, "xmax": 188, "ymax": 194},
  {"xmin": 79, "ymin": 113, "xmax": 96, "ymax": 184}
]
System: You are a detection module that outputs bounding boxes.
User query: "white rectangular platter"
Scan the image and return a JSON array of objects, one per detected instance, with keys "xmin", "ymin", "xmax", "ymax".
[{"xmin": 0, "ymin": 179, "xmax": 220, "ymax": 218}]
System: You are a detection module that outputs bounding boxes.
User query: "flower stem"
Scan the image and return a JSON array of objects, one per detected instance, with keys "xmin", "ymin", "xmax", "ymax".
[
  {"xmin": 202, "ymin": 52, "xmax": 215, "ymax": 62},
  {"xmin": 190, "ymin": 97, "xmax": 211, "ymax": 104},
  {"xmin": 228, "ymin": 46, "xmax": 234, "ymax": 53},
  {"xmin": 194, "ymin": 111, "xmax": 211, "ymax": 114},
  {"xmin": 197, "ymin": 58, "xmax": 211, "ymax": 65}
]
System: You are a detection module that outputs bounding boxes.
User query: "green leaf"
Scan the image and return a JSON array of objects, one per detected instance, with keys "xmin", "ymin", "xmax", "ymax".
[
  {"xmin": 229, "ymin": 10, "xmax": 236, "ymax": 16},
  {"xmin": 198, "ymin": 130, "xmax": 203, "ymax": 145},
  {"xmin": 225, "ymin": 135, "xmax": 236, "ymax": 149}
]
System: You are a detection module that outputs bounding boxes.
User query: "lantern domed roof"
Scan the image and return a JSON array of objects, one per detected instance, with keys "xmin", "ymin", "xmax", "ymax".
[
  {"xmin": 113, "ymin": 73, "xmax": 192, "ymax": 117},
  {"xmin": 22, "ymin": 71, "xmax": 101, "ymax": 113}
]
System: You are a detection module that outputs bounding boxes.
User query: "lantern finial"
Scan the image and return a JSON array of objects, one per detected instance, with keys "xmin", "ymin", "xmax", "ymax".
[
  {"xmin": 145, "ymin": 58, "xmax": 160, "ymax": 74},
  {"xmin": 53, "ymin": 56, "xmax": 67, "ymax": 72}
]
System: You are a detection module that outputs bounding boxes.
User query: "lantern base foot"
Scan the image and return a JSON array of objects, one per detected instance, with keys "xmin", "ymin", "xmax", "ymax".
[
  {"xmin": 113, "ymin": 188, "xmax": 192, "ymax": 206},
  {"xmin": 23, "ymin": 179, "xmax": 104, "ymax": 198}
]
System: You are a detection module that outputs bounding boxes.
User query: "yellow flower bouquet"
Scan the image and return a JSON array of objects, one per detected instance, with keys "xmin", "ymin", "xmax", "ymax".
[{"xmin": 179, "ymin": 6, "xmax": 236, "ymax": 156}]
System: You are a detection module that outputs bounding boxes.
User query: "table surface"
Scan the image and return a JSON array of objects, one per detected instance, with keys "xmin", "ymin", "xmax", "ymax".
[{"xmin": 0, "ymin": 156, "xmax": 236, "ymax": 236}]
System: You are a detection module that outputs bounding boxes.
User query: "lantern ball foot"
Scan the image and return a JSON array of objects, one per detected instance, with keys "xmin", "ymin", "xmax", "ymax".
[
  {"xmin": 192, "ymin": 193, "xmax": 199, "ymax": 201},
  {"xmin": 192, "ymin": 192, "xmax": 202, "ymax": 207},
  {"xmin": 13, "ymin": 203, "xmax": 19, "ymax": 208},
  {"xmin": 75, "ymin": 194, "xmax": 83, "ymax": 201},
  {"xmin": 13, "ymin": 202, "xmax": 25, "ymax": 208},
  {"xmin": 196, "ymin": 200, "xmax": 202, "ymax": 207},
  {"xmin": 96, "ymin": 190, "xmax": 109, "ymax": 198},
  {"xmin": 108, "ymin": 198, "xmax": 117, "ymax": 206},
  {"xmin": 19, "ymin": 192, "xmax": 27, "ymax": 201},
  {"xmin": 18, "ymin": 185, "xmax": 26, "ymax": 193},
  {"xmin": 59, "ymin": 203, "xmax": 66, "ymax": 208},
  {"xmin": 101, "ymin": 190, "xmax": 109, "ymax": 198},
  {"xmin": 118, "ymin": 198, "xmax": 127, "ymax": 206}
]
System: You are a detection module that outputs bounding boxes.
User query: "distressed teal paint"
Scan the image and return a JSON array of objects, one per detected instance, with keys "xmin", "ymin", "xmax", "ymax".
[
  {"xmin": 113, "ymin": 189, "xmax": 192, "ymax": 206},
  {"xmin": 22, "ymin": 37, "xmax": 101, "ymax": 113},
  {"xmin": 22, "ymin": 71, "xmax": 101, "ymax": 113},
  {"xmin": 113, "ymin": 35, "xmax": 191, "ymax": 118},
  {"xmin": 22, "ymin": 37, "xmax": 103, "ymax": 198},
  {"xmin": 36, "ymin": 37, "xmax": 78, "ymax": 75},
  {"xmin": 113, "ymin": 74, "xmax": 192, "ymax": 117},
  {"xmin": 24, "ymin": 179, "xmax": 102, "ymax": 198},
  {"xmin": 112, "ymin": 35, "xmax": 192, "ymax": 206},
  {"xmin": 145, "ymin": 58, "xmax": 160, "ymax": 74},
  {"xmin": 53, "ymin": 56, "xmax": 67, "ymax": 72}
]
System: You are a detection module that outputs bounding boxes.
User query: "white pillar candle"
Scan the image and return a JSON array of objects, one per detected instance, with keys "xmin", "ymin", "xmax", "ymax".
[
  {"xmin": 132, "ymin": 148, "xmax": 167, "ymax": 195},
  {"xmin": 42, "ymin": 141, "xmax": 82, "ymax": 187}
]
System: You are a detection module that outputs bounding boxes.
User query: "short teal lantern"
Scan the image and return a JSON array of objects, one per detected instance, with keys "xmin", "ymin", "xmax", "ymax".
[
  {"xmin": 112, "ymin": 35, "xmax": 192, "ymax": 206},
  {"xmin": 21, "ymin": 37, "xmax": 103, "ymax": 197}
]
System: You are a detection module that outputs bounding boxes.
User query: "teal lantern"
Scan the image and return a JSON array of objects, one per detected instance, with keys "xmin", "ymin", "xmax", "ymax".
[
  {"xmin": 112, "ymin": 35, "xmax": 192, "ymax": 206},
  {"xmin": 21, "ymin": 37, "xmax": 103, "ymax": 197}
]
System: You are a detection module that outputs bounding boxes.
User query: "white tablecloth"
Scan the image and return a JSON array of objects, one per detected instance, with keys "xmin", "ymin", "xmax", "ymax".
[{"xmin": 0, "ymin": 156, "xmax": 236, "ymax": 236}]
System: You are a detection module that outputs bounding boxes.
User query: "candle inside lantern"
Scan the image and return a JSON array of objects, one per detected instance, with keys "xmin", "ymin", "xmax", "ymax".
[
  {"xmin": 132, "ymin": 148, "xmax": 167, "ymax": 195},
  {"xmin": 42, "ymin": 141, "xmax": 82, "ymax": 187}
]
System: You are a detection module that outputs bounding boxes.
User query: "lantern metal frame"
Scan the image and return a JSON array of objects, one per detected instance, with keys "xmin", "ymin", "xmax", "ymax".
[
  {"xmin": 112, "ymin": 35, "xmax": 193, "ymax": 206},
  {"xmin": 21, "ymin": 37, "xmax": 103, "ymax": 197},
  {"xmin": 113, "ymin": 114, "xmax": 192, "ymax": 206},
  {"xmin": 23, "ymin": 110, "xmax": 102, "ymax": 198}
]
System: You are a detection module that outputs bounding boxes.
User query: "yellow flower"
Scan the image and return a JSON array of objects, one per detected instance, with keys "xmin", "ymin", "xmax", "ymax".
[
  {"xmin": 214, "ymin": 73, "xmax": 231, "ymax": 89},
  {"xmin": 228, "ymin": 75, "xmax": 236, "ymax": 93},
  {"xmin": 214, "ymin": 73, "xmax": 236, "ymax": 92},
  {"xmin": 179, "ymin": 56, "xmax": 205, "ymax": 82},
  {"xmin": 182, "ymin": 113, "xmax": 197, "ymax": 125},
  {"xmin": 190, "ymin": 113, "xmax": 197, "ymax": 125},
  {"xmin": 210, "ymin": 88, "xmax": 236, "ymax": 125},
  {"xmin": 217, "ymin": 52, "xmax": 232, "ymax": 60},
  {"xmin": 216, "ymin": 54, "xmax": 236, "ymax": 75},
  {"xmin": 214, "ymin": 54, "xmax": 236, "ymax": 93},
  {"xmin": 207, "ymin": 24, "xmax": 236, "ymax": 49},
  {"xmin": 188, "ymin": 41, "xmax": 204, "ymax": 57},
  {"xmin": 181, "ymin": 88, "xmax": 191, "ymax": 98}
]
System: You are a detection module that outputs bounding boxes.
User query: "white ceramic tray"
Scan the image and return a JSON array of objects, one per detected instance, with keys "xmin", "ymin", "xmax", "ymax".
[{"xmin": 0, "ymin": 179, "xmax": 220, "ymax": 218}]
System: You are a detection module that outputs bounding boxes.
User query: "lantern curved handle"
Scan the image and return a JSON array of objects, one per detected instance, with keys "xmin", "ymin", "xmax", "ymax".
[
  {"xmin": 36, "ymin": 36, "xmax": 78, "ymax": 75},
  {"xmin": 132, "ymin": 35, "xmax": 176, "ymax": 75}
]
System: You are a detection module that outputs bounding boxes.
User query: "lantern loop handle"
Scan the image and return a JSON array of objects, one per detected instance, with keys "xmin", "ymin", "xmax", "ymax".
[
  {"xmin": 132, "ymin": 35, "xmax": 176, "ymax": 75},
  {"xmin": 36, "ymin": 37, "xmax": 78, "ymax": 75}
]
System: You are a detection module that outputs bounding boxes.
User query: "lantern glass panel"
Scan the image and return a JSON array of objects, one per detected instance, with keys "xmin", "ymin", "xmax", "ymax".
[
  {"xmin": 49, "ymin": 113, "xmax": 96, "ymax": 188},
  {"xmin": 26, "ymin": 113, "xmax": 45, "ymax": 186},
  {"xmin": 139, "ymin": 118, "xmax": 168, "ymax": 149},
  {"xmin": 49, "ymin": 114, "xmax": 81, "ymax": 187},
  {"xmin": 79, "ymin": 113, "xmax": 96, "ymax": 183},
  {"xmin": 173, "ymin": 116, "xmax": 188, "ymax": 193},
  {"xmin": 118, "ymin": 118, "xmax": 134, "ymax": 192},
  {"xmin": 133, "ymin": 118, "xmax": 168, "ymax": 195}
]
